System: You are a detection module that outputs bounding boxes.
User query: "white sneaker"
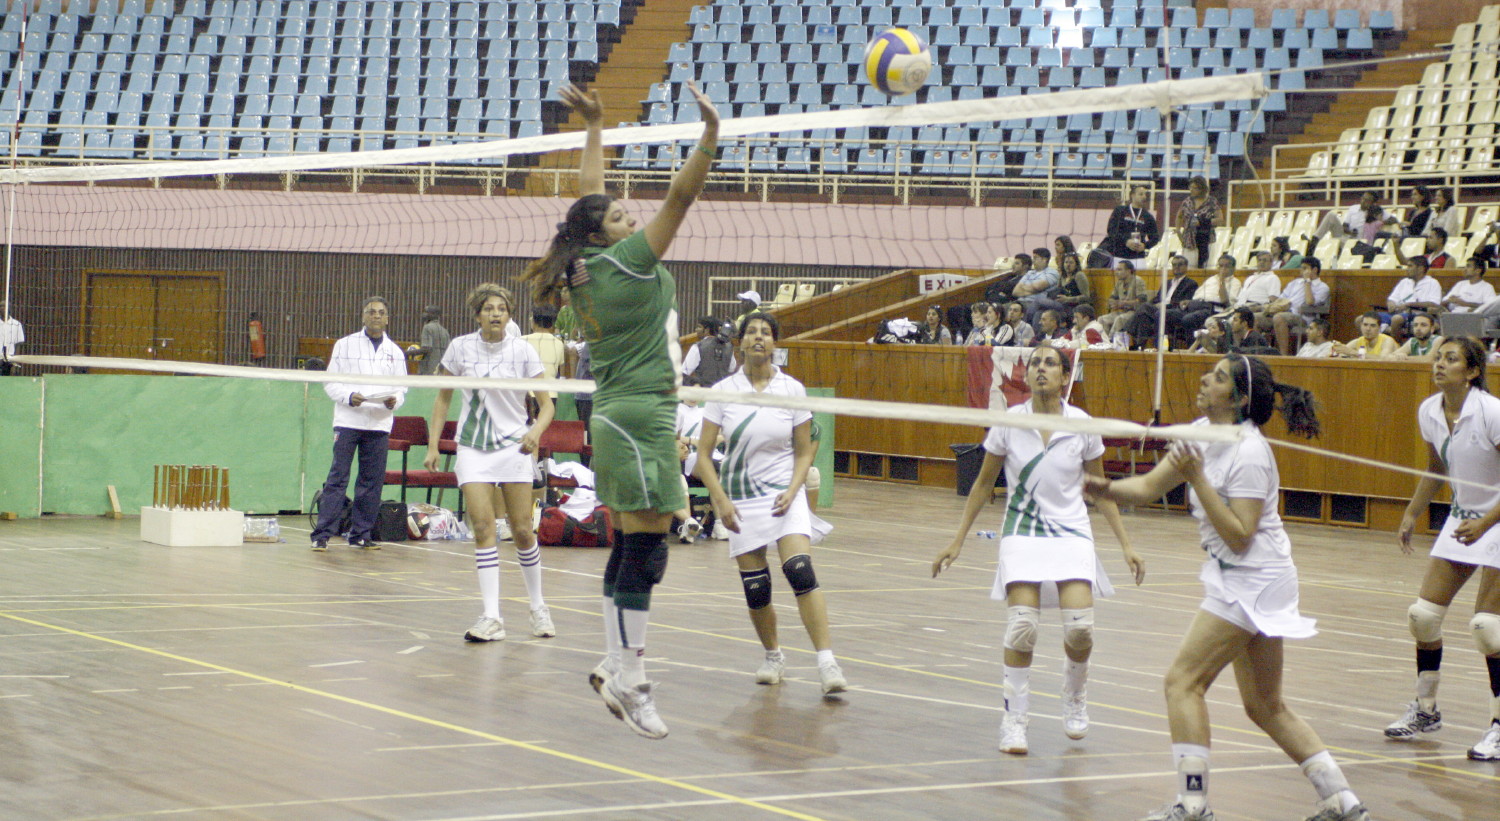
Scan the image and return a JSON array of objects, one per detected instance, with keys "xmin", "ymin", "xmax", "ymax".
[
  {"xmin": 1469, "ymin": 720, "xmax": 1500, "ymax": 760},
  {"xmin": 818, "ymin": 659, "xmax": 847, "ymax": 694},
  {"xmin": 756, "ymin": 653, "xmax": 785, "ymax": 685},
  {"xmin": 1384, "ymin": 700, "xmax": 1442, "ymax": 739},
  {"xmin": 998, "ymin": 711, "xmax": 1029, "ymax": 755},
  {"xmin": 1062, "ymin": 692, "xmax": 1089, "ymax": 739},
  {"xmin": 496, "ymin": 518, "xmax": 513, "ymax": 542},
  {"xmin": 589, "ymin": 655, "xmax": 620, "ymax": 695},
  {"xmin": 676, "ymin": 517, "xmax": 702, "ymax": 543},
  {"xmin": 601, "ymin": 678, "xmax": 669, "ymax": 739},
  {"xmin": 711, "ymin": 520, "xmax": 731, "ymax": 540},
  {"xmin": 464, "ymin": 616, "xmax": 505, "ymax": 642},
  {"xmin": 529, "ymin": 606, "xmax": 556, "ymax": 638},
  {"xmin": 1140, "ymin": 801, "xmax": 1215, "ymax": 820}
]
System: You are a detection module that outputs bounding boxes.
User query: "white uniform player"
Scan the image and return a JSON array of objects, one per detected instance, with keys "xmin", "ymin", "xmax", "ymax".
[{"xmin": 441, "ymin": 332, "xmax": 546, "ymax": 484}]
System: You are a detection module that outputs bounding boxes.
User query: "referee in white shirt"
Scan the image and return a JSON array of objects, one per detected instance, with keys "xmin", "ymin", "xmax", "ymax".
[
  {"xmin": 311, "ymin": 296, "xmax": 409, "ymax": 550},
  {"xmin": 0, "ymin": 299, "xmax": 22, "ymax": 376}
]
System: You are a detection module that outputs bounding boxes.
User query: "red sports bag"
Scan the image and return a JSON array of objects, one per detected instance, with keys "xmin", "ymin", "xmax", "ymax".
[{"xmin": 536, "ymin": 505, "xmax": 616, "ymax": 548}]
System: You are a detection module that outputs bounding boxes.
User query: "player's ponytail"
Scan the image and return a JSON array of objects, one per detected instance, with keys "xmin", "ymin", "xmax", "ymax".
[
  {"xmin": 1272, "ymin": 382, "xmax": 1321, "ymax": 439},
  {"xmin": 522, "ymin": 193, "xmax": 612, "ymax": 305},
  {"xmin": 1229, "ymin": 354, "xmax": 1320, "ymax": 438}
]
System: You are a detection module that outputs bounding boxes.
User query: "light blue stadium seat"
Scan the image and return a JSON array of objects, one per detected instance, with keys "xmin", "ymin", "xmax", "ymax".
[
  {"xmin": 1068, "ymin": 48, "xmax": 1095, "ymax": 67},
  {"xmin": 993, "ymin": 27, "xmax": 1021, "ymax": 48},
  {"xmin": 1013, "ymin": 66, "xmax": 1040, "ymax": 86},
  {"xmin": 1005, "ymin": 47, "xmax": 1031, "ymax": 67},
  {"xmin": 1346, "ymin": 28, "xmax": 1373, "ymax": 49},
  {"xmin": 1369, "ymin": 10, "xmax": 1394, "ymax": 30},
  {"xmin": 1036, "ymin": 48, "xmax": 1062, "ymax": 67},
  {"xmin": 1270, "ymin": 9, "xmax": 1298, "ymax": 29},
  {"xmin": 1026, "ymin": 26, "xmax": 1051, "ymax": 47},
  {"xmin": 1298, "ymin": 48, "xmax": 1323, "ymax": 68},
  {"xmin": 1311, "ymin": 28, "xmax": 1338, "ymax": 50},
  {"xmin": 1079, "ymin": 66, "xmax": 1106, "ymax": 88},
  {"xmin": 1303, "ymin": 10, "xmax": 1329, "ymax": 29}
]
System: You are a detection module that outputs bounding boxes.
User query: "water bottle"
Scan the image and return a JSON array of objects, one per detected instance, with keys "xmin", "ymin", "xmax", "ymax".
[{"xmin": 976, "ymin": 530, "xmax": 997, "ymax": 539}]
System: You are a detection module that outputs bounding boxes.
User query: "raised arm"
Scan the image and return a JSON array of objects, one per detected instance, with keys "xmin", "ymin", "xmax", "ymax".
[
  {"xmin": 644, "ymin": 81, "xmax": 719, "ymax": 260},
  {"xmin": 560, "ymin": 84, "xmax": 605, "ymax": 196}
]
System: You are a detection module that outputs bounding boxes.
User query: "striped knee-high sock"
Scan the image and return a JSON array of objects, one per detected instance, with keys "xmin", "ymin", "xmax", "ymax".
[
  {"xmin": 515, "ymin": 544, "xmax": 544, "ymax": 608},
  {"xmin": 475, "ymin": 547, "xmax": 500, "ymax": 620}
]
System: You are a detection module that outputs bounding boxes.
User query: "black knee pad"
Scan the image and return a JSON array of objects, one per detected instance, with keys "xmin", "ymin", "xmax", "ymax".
[
  {"xmin": 615, "ymin": 533, "xmax": 669, "ymax": 593},
  {"xmin": 740, "ymin": 568, "xmax": 773, "ymax": 610},
  {"xmin": 601, "ymin": 544, "xmax": 623, "ymax": 597},
  {"xmin": 781, "ymin": 554, "xmax": 819, "ymax": 596}
]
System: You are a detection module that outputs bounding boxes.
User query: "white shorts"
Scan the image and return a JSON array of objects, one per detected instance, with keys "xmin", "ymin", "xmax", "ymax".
[
  {"xmin": 989, "ymin": 535, "xmax": 1114, "ymax": 603},
  {"xmin": 454, "ymin": 442, "xmax": 534, "ymax": 486},
  {"xmin": 1198, "ymin": 560, "xmax": 1316, "ymax": 639},
  {"xmin": 1430, "ymin": 514, "xmax": 1500, "ymax": 570},
  {"xmin": 726, "ymin": 490, "xmax": 832, "ymax": 558}
]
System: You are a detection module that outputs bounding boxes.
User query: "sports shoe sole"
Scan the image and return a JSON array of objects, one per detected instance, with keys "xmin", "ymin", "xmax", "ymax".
[
  {"xmin": 1468, "ymin": 747, "xmax": 1500, "ymax": 761},
  {"xmin": 590, "ymin": 666, "xmax": 623, "ymax": 719},
  {"xmin": 464, "ymin": 631, "xmax": 504, "ymax": 642},
  {"xmin": 1064, "ymin": 725, "xmax": 1089, "ymax": 740},
  {"xmin": 1384, "ymin": 722, "xmax": 1442, "ymax": 740}
]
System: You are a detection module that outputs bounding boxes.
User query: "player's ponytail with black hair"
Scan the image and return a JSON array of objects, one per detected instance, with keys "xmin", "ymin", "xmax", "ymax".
[
  {"xmin": 1228, "ymin": 354, "xmax": 1320, "ymax": 439},
  {"xmin": 521, "ymin": 193, "xmax": 613, "ymax": 305},
  {"xmin": 1271, "ymin": 382, "xmax": 1321, "ymax": 439}
]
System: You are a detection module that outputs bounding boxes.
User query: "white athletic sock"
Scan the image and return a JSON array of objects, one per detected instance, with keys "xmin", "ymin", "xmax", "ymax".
[
  {"xmin": 1063, "ymin": 658, "xmax": 1089, "ymax": 698},
  {"xmin": 1416, "ymin": 670, "xmax": 1440, "ymax": 712},
  {"xmin": 617, "ymin": 608, "xmax": 651, "ymax": 687},
  {"xmin": 1171, "ymin": 743, "xmax": 1210, "ymax": 812},
  {"xmin": 816, "ymin": 649, "xmax": 835, "ymax": 666},
  {"xmin": 1300, "ymin": 750, "xmax": 1359, "ymax": 812},
  {"xmin": 515, "ymin": 544, "xmax": 545, "ymax": 609},
  {"xmin": 766, "ymin": 648, "xmax": 785, "ymax": 661},
  {"xmin": 601, "ymin": 596, "xmax": 621, "ymax": 658},
  {"xmin": 1003, "ymin": 665, "xmax": 1030, "ymax": 716},
  {"xmin": 475, "ymin": 547, "xmax": 500, "ymax": 620}
]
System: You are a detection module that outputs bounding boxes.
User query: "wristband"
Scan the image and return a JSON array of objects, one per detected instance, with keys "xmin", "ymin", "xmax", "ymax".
[{"xmin": 697, "ymin": 145, "xmax": 716, "ymax": 159}]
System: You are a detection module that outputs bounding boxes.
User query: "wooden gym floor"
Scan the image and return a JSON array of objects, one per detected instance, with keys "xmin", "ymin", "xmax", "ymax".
[{"xmin": 0, "ymin": 480, "xmax": 1495, "ymax": 821}]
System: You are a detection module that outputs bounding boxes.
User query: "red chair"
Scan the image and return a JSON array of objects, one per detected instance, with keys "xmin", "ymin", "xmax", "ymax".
[
  {"xmin": 537, "ymin": 420, "xmax": 592, "ymax": 505},
  {"xmin": 383, "ymin": 415, "xmax": 463, "ymax": 513}
]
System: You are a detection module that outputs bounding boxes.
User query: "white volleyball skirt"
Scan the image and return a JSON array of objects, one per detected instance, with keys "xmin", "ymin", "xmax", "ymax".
[
  {"xmin": 989, "ymin": 535, "xmax": 1115, "ymax": 604},
  {"xmin": 455, "ymin": 442, "xmax": 534, "ymax": 486},
  {"xmin": 1430, "ymin": 513, "xmax": 1500, "ymax": 570},
  {"xmin": 726, "ymin": 490, "xmax": 832, "ymax": 558},
  {"xmin": 1198, "ymin": 559, "xmax": 1317, "ymax": 639}
]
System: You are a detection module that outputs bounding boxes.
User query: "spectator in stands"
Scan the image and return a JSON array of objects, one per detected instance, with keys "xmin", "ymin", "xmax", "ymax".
[
  {"xmin": 1099, "ymin": 259, "xmax": 1149, "ymax": 345},
  {"xmin": 1474, "ymin": 223, "xmax": 1500, "ymax": 268},
  {"xmin": 1268, "ymin": 236, "xmax": 1302, "ymax": 271},
  {"xmin": 1235, "ymin": 250, "xmax": 1285, "ymax": 315},
  {"xmin": 1224, "ymin": 307, "xmax": 1271, "ymax": 353},
  {"xmin": 1053, "ymin": 235, "xmax": 1077, "ymax": 263},
  {"xmin": 1333, "ymin": 311, "xmax": 1399, "ymax": 358},
  {"xmin": 1068, "ymin": 304, "xmax": 1106, "ymax": 348},
  {"xmin": 1097, "ymin": 184, "xmax": 1160, "ymax": 269},
  {"xmin": 735, "ymin": 290, "xmax": 762, "ymax": 327},
  {"xmin": 1443, "ymin": 258, "xmax": 1495, "ymax": 313},
  {"xmin": 414, "ymin": 305, "xmax": 451, "ymax": 376},
  {"xmin": 1031, "ymin": 252, "xmax": 1093, "ymax": 320},
  {"xmin": 1384, "ymin": 255, "xmax": 1444, "ymax": 340},
  {"xmin": 1013, "ymin": 250, "xmax": 1061, "ymax": 322},
  {"xmin": 1168, "ymin": 253, "xmax": 1241, "ymax": 347},
  {"xmin": 920, "ymin": 305, "xmax": 953, "ymax": 345},
  {"xmin": 1032, "ymin": 309, "xmax": 1068, "ymax": 345},
  {"xmin": 1429, "ymin": 187, "xmax": 1461, "ymax": 238},
  {"xmin": 1309, "ymin": 191, "xmax": 1381, "ymax": 244},
  {"xmin": 1387, "ymin": 312, "xmax": 1443, "ymax": 361},
  {"xmin": 522, "ymin": 306, "xmax": 568, "ymax": 380},
  {"xmin": 683, "ymin": 316, "xmax": 737, "ymax": 386},
  {"xmin": 0, "ymin": 298, "xmax": 21, "ymax": 376},
  {"xmin": 1186, "ymin": 315, "xmax": 1227, "ymax": 354},
  {"xmin": 1395, "ymin": 227, "xmax": 1453, "ymax": 270},
  {"xmin": 1001, "ymin": 301, "xmax": 1035, "ymax": 347},
  {"xmin": 965, "ymin": 301, "xmax": 1000, "ymax": 346},
  {"xmin": 1265, "ymin": 256, "xmax": 1333, "ymax": 356},
  {"xmin": 1176, "ymin": 175, "xmax": 1221, "ymax": 267},
  {"xmin": 1295, "ymin": 318, "xmax": 1334, "ymax": 358},
  {"xmin": 1400, "ymin": 185, "xmax": 1435, "ymax": 238},
  {"xmin": 1127, "ymin": 254, "xmax": 1198, "ymax": 349}
]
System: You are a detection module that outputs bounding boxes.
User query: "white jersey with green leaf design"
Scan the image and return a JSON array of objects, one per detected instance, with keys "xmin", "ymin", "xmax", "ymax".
[
  {"xmin": 440, "ymin": 332, "xmax": 544, "ymax": 451},
  {"xmin": 703, "ymin": 369, "xmax": 812, "ymax": 502},
  {"xmin": 983, "ymin": 400, "xmax": 1104, "ymax": 542}
]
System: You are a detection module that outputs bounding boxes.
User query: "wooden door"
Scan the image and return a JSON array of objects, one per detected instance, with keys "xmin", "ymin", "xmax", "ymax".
[
  {"xmin": 153, "ymin": 276, "xmax": 222, "ymax": 362},
  {"xmin": 82, "ymin": 271, "xmax": 224, "ymax": 367},
  {"xmin": 84, "ymin": 275, "xmax": 155, "ymax": 360}
]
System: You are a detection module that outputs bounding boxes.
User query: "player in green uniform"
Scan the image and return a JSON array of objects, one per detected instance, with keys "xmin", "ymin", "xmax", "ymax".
[{"xmin": 522, "ymin": 82, "xmax": 718, "ymax": 739}]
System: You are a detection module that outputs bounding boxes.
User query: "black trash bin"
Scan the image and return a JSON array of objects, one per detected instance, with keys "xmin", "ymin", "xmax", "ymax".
[{"xmin": 950, "ymin": 443, "xmax": 1005, "ymax": 497}]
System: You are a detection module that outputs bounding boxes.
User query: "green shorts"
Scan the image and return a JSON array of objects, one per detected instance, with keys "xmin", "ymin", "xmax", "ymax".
[{"xmin": 589, "ymin": 393, "xmax": 686, "ymax": 514}]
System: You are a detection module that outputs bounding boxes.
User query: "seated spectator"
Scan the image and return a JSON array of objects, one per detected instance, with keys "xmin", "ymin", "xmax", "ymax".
[
  {"xmin": 919, "ymin": 304, "xmax": 953, "ymax": 345},
  {"xmin": 1234, "ymin": 250, "xmax": 1285, "ymax": 314},
  {"xmin": 1031, "ymin": 309, "xmax": 1068, "ymax": 345},
  {"xmin": 964, "ymin": 301, "xmax": 999, "ymax": 345},
  {"xmin": 1384, "ymin": 255, "xmax": 1443, "ymax": 339},
  {"xmin": 1295, "ymin": 318, "xmax": 1334, "ymax": 358},
  {"xmin": 1268, "ymin": 235, "xmax": 1303, "ymax": 271},
  {"xmin": 1443, "ymin": 258, "xmax": 1495, "ymax": 313},
  {"xmin": 1400, "ymin": 185, "xmax": 1435, "ymax": 238},
  {"xmin": 1176, "ymin": 175, "xmax": 1221, "ymax": 267},
  {"xmin": 1333, "ymin": 312, "xmax": 1399, "ymax": 358},
  {"xmin": 1187, "ymin": 316, "xmax": 1227, "ymax": 354},
  {"xmin": 1394, "ymin": 227, "xmax": 1453, "ymax": 270},
  {"xmin": 1098, "ymin": 259, "xmax": 1149, "ymax": 345},
  {"xmin": 1264, "ymin": 256, "xmax": 1332, "ymax": 355},
  {"xmin": 1097, "ymin": 184, "xmax": 1160, "ymax": 269},
  {"xmin": 985, "ymin": 254, "xmax": 1032, "ymax": 302},
  {"xmin": 1127, "ymin": 254, "xmax": 1198, "ymax": 349},
  {"xmin": 1223, "ymin": 307, "xmax": 1270, "ymax": 353},
  {"xmin": 1012, "ymin": 251, "xmax": 1061, "ymax": 321},
  {"xmin": 1053, "ymin": 235, "xmax": 1077, "ymax": 263},
  {"xmin": 1031, "ymin": 247, "xmax": 1056, "ymax": 277},
  {"xmin": 1167, "ymin": 253, "xmax": 1241, "ymax": 346},
  {"xmin": 1430, "ymin": 187, "xmax": 1461, "ymax": 238},
  {"xmin": 1026, "ymin": 252, "xmax": 1091, "ymax": 321},
  {"xmin": 999, "ymin": 301, "xmax": 1034, "ymax": 347},
  {"xmin": 1309, "ymin": 191, "xmax": 1381, "ymax": 243},
  {"xmin": 1067, "ymin": 304, "xmax": 1107, "ymax": 348},
  {"xmin": 1387, "ymin": 311, "xmax": 1443, "ymax": 361}
]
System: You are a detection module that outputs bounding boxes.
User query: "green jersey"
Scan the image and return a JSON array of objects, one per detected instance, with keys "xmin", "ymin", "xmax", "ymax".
[{"xmin": 571, "ymin": 230, "xmax": 679, "ymax": 399}]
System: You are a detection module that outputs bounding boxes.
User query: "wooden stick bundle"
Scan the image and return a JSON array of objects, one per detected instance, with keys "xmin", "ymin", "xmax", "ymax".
[{"xmin": 151, "ymin": 464, "xmax": 231, "ymax": 510}]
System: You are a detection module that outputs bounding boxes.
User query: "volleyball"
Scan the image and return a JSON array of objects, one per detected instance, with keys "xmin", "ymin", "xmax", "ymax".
[
  {"xmin": 406, "ymin": 510, "xmax": 431, "ymax": 539},
  {"xmin": 863, "ymin": 28, "xmax": 933, "ymax": 96}
]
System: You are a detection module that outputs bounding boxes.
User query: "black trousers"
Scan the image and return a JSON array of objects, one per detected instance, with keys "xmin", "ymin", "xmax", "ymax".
[{"xmin": 312, "ymin": 427, "xmax": 389, "ymax": 541}]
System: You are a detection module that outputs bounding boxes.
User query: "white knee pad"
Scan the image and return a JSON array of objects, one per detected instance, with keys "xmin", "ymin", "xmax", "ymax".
[
  {"xmin": 1061, "ymin": 608, "xmax": 1095, "ymax": 654},
  {"xmin": 805, "ymin": 466, "xmax": 821, "ymax": 491},
  {"xmin": 1004, "ymin": 605, "xmax": 1041, "ymax": 653},
  {"xmin": 1472, "ymin": 612, "xmax": 1500, "ymax": 656},
  {"xmin": 1408, "ymin": 599, "xmax": 1449, "ymax": 644}
]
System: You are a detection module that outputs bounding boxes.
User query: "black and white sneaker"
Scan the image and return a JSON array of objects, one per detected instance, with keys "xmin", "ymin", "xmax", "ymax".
[
  {"xmin": 348, "ymin": 537, "xmax": 380, "ymax": 550},
  {"xmin": 311, "ymin": 539, "xmax": 328, "ymax": 552},
  {"xmin": 1383, "ymin": 701, "xmax": 1441, "ymax": 739}
]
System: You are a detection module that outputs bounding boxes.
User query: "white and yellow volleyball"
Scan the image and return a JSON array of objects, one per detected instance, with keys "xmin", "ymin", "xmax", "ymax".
[{"xmin": 863, "ymin": 27, "xmax": 933, "ymax": 96}]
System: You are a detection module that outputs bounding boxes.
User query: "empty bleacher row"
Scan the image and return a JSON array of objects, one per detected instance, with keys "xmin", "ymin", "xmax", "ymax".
[
  {"xmin": 632, "ymin": 0, "xmax": 1393, "ymax": 179},
  {"xmin": 0, "ymin": 0, "xmax": 621, "ymax": 160},
  {"xmin": 1296, "ymin": 15, "xmax": 1500, "ymax": 183}
]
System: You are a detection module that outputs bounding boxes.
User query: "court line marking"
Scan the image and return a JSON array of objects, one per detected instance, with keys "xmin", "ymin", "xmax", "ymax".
[{"xmin": 0, "ymin": 611, "xmax": 827, "ymax": 821}]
